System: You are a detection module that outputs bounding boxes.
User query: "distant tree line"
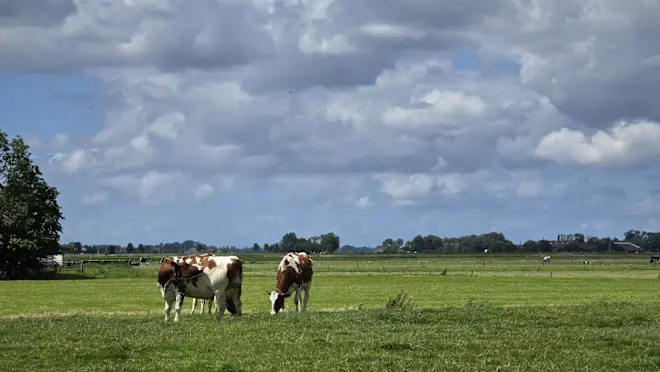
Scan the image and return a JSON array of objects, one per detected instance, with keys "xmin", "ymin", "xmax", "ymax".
[{"xmin": 59, "ymin": 229, "xmax": 660, "ymax": 256}]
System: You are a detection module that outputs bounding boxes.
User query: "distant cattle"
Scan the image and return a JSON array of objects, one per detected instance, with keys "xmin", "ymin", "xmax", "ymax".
[
  {"xmin": 268, "ymin": 252, "xmax": 314, "ymax": 315},
  {"xmin": 163, "ymin": 253, "xmax": 217, "ymax": 314},
  {"xmin": 157, "ymin": 255, "xmax": 243, "ymax": 322},
  {"xmin": 582, "ymin": 260, "xmax": 592, "ymax": 265},
  {"xmin": 650, "ymin": 256, "xmax": 660, "ymax": 264},
  {"xmin": 542, "ymin": 256, "xmax": 551, "ymax": 264}
]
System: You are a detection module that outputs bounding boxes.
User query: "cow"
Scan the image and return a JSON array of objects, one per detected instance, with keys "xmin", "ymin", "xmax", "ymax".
[
  {"xmin": 157, "ymin": 255, "xmax": 243, "ymax": 322},
  {"xmin": 582, "ymin": 260, "xmax": 592, "ymax": 265},
  {"xmin": 162, "ymin": 253, "xmax": 217, "ymax": 314},
  {"xmin": 650, "ymin": 256, "xmax": 660, "ymax": 264},
  {"xmin": 542, "ymin": 255, "xmax": 551, "ymax": 264},
  {"xmin": 267, "ymin": 252, "xmax": 314, "ymax": 315}
]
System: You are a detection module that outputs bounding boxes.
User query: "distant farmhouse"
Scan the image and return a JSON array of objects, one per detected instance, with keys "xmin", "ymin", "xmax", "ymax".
[
  {"xmin": 549, "ymin": 240, "xmax": 644, "ymax": 253},
  {"xmin": 375, "ymin": 246, "xmax": 405, "ymax": 254}
]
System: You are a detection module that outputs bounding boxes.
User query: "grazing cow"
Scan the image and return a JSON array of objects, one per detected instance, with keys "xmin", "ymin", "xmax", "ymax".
[
  {"xmin": 157, "ymin": 255, "xmax": 243, "ymax": 322},
  {"xmin": 582, "ymin": 260, "xmax": 592, "ymax": 265},
  {"xmin": 650, "ymin": 256, "xmax": 660, "ymax": 264},
  {"xmin": 163, "ymin": 253, "xmax": 218, "ymax": 314},
  {"xmin": 542, "ymin": 256, "xmax": 551, "ymax": 264},
  {"xmin": 268, "ymin": 252, "xmax": 314, "ymax": 315}
]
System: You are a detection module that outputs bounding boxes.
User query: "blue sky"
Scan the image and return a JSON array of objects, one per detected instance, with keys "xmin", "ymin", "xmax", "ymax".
[{"xmin": 2, "ymin": 0, "xmax": 660, "ymax": 247}]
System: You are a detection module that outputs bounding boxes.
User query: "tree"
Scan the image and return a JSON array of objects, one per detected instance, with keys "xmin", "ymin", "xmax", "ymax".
[
  {"xmin": 409, "ymin": 235, "xmax": 426, "ymax": 252},
  {"xmin": 126, "ymin": 242, "xmax": 135, "ymax": 253},
  {"xmin": 423, "ymin": 235, "xmax": 443, "ymax": 252},
  {"xmin": 382, "ymin": 238, "xmax": 394, "ymax": 248},
  {"xmin": 521, "ymin": 240, "xmax": 540, "ymax": 252},
  {"xmin": 280, "ymin": 232, "xmax": 298, "ymax": 252},
  {"xmin": 320, "ymin": 232, "xmax": 340, "ymax": 253},
  {"xmin": 0, "ymin": 131, "xmax": 64, "ymax": 279},
  {"xmin": 136, "ymin": 243, "xmax": 145, "ymax": 253},
  {"xmin": 252, "ymin": 243, "xmax": 260, "ymax": 252},
  {"xmin": 538, "ymin": 239, "xmax": 553, "ymax": 253}
]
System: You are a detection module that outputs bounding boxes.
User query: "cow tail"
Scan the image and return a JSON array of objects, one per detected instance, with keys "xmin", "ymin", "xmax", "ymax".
[{"xmin": 231, "ymin": 259, "xmax": 243, "ymax": 297}]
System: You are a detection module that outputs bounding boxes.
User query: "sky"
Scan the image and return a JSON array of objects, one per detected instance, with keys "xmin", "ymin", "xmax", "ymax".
[{"xmin": 1, "ymin": 0, "xmax": 660, "ymax": 247}]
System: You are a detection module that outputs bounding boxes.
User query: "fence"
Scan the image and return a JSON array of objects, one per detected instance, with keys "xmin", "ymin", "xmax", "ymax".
[{"xmin": 61, "ymin": 258, "xmax": 148, "ymax": 273}]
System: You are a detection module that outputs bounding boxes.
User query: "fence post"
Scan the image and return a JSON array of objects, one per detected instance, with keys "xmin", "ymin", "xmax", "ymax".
[{"xmin": 79, "ymin": 260, "xmax": 84, "ymax": 273}]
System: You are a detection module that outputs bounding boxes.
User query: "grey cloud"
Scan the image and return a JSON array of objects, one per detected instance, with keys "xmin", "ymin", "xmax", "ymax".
[
  {"xmin": 242, "ymin": 53, "xmax": 394, "ymax": 93},
  {"xmin": 329, "ymin": 0, "xmax": 505, "ymax": 32},
  {"xmin": 0, "ymin": 0, "xmax": 273, "ymax": 73},
  {"xmin": 0, "ymin": 0, "xmax": 76, "ymax": 27},
  {"xmin": 480, "ymin": 0, "xmax": 660, "ymax": 129}
]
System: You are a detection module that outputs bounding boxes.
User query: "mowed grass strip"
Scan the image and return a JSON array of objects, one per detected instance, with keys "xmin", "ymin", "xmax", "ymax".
[
  {"xmin": 1, "ymin": 275, "xmax": 660, "ymax": 316},
  {"xmin": 0, "ymin": 302, "xmax": 659, "ymax": 372}
]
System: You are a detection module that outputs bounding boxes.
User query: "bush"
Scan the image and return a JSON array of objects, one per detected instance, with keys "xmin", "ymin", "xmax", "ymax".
[{"xmin": 385, "ymin": 290, "xmax": 415, "ymax": 310}]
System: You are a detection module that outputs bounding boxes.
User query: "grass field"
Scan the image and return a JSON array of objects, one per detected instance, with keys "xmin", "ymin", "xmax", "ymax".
[{"xmin": 1, "ymin": 254, "xmax": 660, "ymax": 371}]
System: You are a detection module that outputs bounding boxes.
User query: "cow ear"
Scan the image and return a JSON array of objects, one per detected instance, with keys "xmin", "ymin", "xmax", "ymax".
[{"xmin": 265, "ymin": 291, "xmax": 271, "ymax": 296}]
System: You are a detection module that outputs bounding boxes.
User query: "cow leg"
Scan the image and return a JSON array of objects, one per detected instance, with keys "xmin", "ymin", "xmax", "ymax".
[
  {"xmin": 207, "ymin": 297, "xmax": 214, "ymax": 314},
  {"xmin": 226, "ymin": 290, "xmax": 243, "ymax": 317},
  {"xmin": 164, "ymin": 298, "xmax": 174, "ymax": 322},
  {"xmin": 302, "ymin": 284, "xmax": 311, "ymax": 311},
  {"xmin": 214, "ymin": 290, "xmax": 227, "ymax": 321},
  {"xmin": 174, "ymin": 291, "xmax": 185, "ymax": 323},
  {"xmin": 294, "ymin": 287, "xmax": 302, "ymax": 313},
  {"xmin": 191, "ymin": 298, "xmax": 198, "ymax": 314},
  {"xmin": 161, "ymin": 284, "xmax": 175, "ymax": 322}
]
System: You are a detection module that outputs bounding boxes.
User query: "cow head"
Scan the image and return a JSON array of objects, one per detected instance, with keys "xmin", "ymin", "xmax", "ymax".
[{"xmin": 267, "ymin": 289, "xmax": 287, "ymax": 315}]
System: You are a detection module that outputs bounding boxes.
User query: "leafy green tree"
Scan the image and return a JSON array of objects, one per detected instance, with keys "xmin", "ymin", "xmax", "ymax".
[
  {"xmin": 409, "ymin": 235, "xmax": 426, "ymax": 252},
  {"xmin": 126, "ymin": 242, "xmax": 135, "ymax": 253},
  {"xmin": 280, "ymin": 232, "xmax": 298, "ymax": 252},
  {"xmin": 521, "ymin": 240, "xmax": 540, "ymax": 252},
  {"xmin": 252, "ymin": 242, "xmax": 260, "ymax": 252},
  {"xmin": 382, "ymin": 238, "xmax": 394, "ymax": 248},
  {"xmin": 0, "ymin": 131, "xmax": 64, "ymax": 279},
  {"xmin": 320, "ymin": 232, "xmax": 340, "ymax": 253},
  {"xmin": 136, "ymin": 243, "xmax": 145, "ymax": 253}
]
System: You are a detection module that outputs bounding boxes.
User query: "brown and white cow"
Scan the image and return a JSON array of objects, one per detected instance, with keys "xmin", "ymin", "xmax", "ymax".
[
  {"xmin": 157, "ymin": 255, "xmax": 243, "ymax": 322},
  {"xmin": 267, "ymin": 252, "xmax": 313, "ymax": 315},
  {"xmin": 163, "ymin": 253, "xmax": 217, "ymax": 314}
]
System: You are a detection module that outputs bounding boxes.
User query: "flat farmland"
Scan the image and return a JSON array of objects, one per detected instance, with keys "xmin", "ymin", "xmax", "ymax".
[{"xmin": 1, "ymin": 254, "xmax": 660, "ymax": 371}]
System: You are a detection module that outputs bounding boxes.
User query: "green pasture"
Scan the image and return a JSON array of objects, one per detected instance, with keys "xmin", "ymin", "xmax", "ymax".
[{"xmin": 1, "ymin": 254, "xmax": 660, "ymax": 371}]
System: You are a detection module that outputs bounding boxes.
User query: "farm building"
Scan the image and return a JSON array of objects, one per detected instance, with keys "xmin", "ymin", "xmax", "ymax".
[
  {"xmin": 39, "ymin": 254, "xmax": 63, "ymax": 267},
  {"xmin": 549, "ymin": 240, "xmax": 597, "ymax": 253}
]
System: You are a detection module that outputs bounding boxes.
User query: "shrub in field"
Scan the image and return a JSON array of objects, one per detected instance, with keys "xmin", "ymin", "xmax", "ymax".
[{"xmin": 385, "ymin": 290, "xmax": 415, "ymax": 310}]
